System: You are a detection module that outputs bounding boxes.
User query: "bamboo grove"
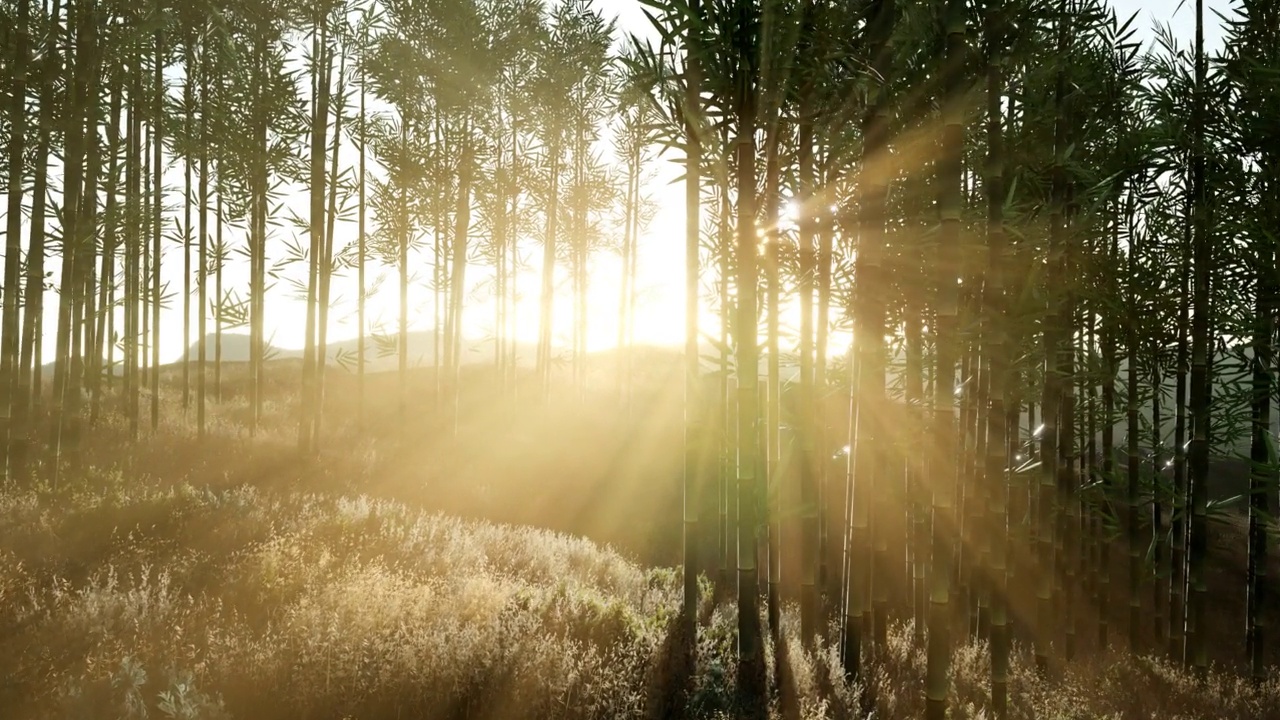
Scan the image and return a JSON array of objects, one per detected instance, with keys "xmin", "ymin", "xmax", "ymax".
[
  {"xmin": 633, "ymin": 0, "xmax": 1280, "ymax": 715},
  {"xmin": 0, "ymin": 0, "xmax": 1278, "ymax": 716},
  {"xmin": 0, "ymin": 0, "xmax": 657, "ymax": 466}
]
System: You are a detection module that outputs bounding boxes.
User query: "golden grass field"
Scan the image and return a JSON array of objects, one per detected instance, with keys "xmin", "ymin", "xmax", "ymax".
[{"xmin": 1, "ymin": 360, "xmax": 1278, "ymax": 719}]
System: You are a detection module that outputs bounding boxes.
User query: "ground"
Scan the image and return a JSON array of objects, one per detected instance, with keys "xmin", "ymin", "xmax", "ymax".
[{"xmin": 1, "ymin": 361, "xmax": 1278, "ymax": 719}]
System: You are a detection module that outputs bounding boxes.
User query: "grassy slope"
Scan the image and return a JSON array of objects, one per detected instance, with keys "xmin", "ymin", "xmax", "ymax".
[
  {"xmin": 2, "ymin": 364, "xmax": 1280, "ymax": 719},
  {"xmin": 0, "ymin": 478, "xmax": 686, "ymax": 719},
  {"xmin": 4, "ymin": 472, "xmax": 1280, "ymax": 720}
]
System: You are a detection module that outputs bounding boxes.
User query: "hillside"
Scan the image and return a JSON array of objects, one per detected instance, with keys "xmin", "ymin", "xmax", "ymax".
[
  {"xmin": 0, "ymin": 359, "xmax": 1277, "ymax": 719},
  {"xmin": 2, "ymin": 463, "xmax": 1277, "ymax": 720},
  {"xmin": 181, "ymin": 332, "xmax": 541, "ymax": 370},
  {"xmin": 0, "ymin": 479, "xmax": 689, "ymax": 719}
]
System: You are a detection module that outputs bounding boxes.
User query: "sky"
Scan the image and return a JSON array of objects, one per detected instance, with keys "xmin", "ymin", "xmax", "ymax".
[{"xmin": 121, "ymin": 0, "xmax": 1231, "ymax": 366}]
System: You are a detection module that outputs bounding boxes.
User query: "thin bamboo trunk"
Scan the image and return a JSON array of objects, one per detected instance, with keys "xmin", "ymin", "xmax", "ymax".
[
  {"xmin": 397, "ymin": 120, "xmax": 409, "ymax": 436},
  {"xmin": 126, "ymin": 66, "xmax": 141, "ymax": 441},
  {"xmin": 0, "ymin": 0, "xmax": 30, "ymax": 479},
  {"xmin": 300, "ymin": 18, "xmax": 329, "ymax": 451},
  {"xmin": 1035, "ymin": 0, "xmax": 1069, "ymax": 674},
  {"xmin": 1126, "ymin": 185, "xmax": 1141, "ymax": 652},
  {"xmin": 182, "ymin": 32, "xmax": 194, "ymax": 413},
  {"xmin": 798, "ymin": 97, "xmax": 818, "ymax": 648},
  {"xmin": 1100, "ymin": 198, "xmax": 1119, "ymax": 650},
  {"xmin": 315, "ymin": 46, "xmax": 345, "ymax": 446},
  {"xmin": 449, "ymin": 132, "xmax": 474, "ymax": 434},
  {"xmin": 733, "ymin": 32, "xmax": 762, "ymax": 700},
  {"xmin": 357, "ymin": 44, "xmax": 366, "ymax": 430},
  {"xmin": 763, "ymin": 93, "xmax": 782, "ymax": 645},
  {"xmin": 151, "ymin": 3, "xmax": 162, "ymax": 433},
  {"xmin": 844, "ymin": 0, "xmax": 894, "ymax": 681},
  {"xmin": 927, "ymin": 4, "xmax": 964, "ymax": 715},
  {"xmin": 1169, "ymin": 167, "xmax": 1191, "ymax": 657},
  {"xmin": 984, "ymin": 4, "xmax": 1010, "ymax": 711},
  {"xmin": 214, "ymin": 188, "xmax": 223, "ymax": 404},
  {"xmin": 538, "ymin": 145, "xmax": 560, "ymax": 397},
  {"xmin": 1186, "ymin": 0, "xmax": 1209, "ymax": 673},
  {"xmin": 718, "ymin": 181, "xmax": 732, "ymax": 594},
  {"xmin": 17, "ymin": 0, "xmax": 63, "ymax": 473},
  {"xmin": 1151, "ymin": 340, "xmax": 1165, "ymax": 648},
  {"xmin": 51, "ymin": 0, "xmax": 86, "ymax": 486},
  {"xmin": 1246, "ymin": 220, "xmax": 1273, "ymax": 681},
  {"xmin": 682, "ymin": 0, "xmax": 702, "ymax": 637},
  {"xmin": 92, "ymin": 81, "xmax": 123, "ymax": 425},
  {"xmin": 197, "ymin": 51, "xmax": 208, "ymax": 439}
]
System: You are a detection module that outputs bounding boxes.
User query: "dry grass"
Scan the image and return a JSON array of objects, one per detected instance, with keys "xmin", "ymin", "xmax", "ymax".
[
  {"xmin": 5, "ymin": 464, "xmax": 1278, "ymax": 719},
  {"xmin": 2, "ymin": 367, "xmax": 1278, "ymax": 719},
  {"xmin": 0, "ymin": 476, "xmax": 682, "ymax": 719}
]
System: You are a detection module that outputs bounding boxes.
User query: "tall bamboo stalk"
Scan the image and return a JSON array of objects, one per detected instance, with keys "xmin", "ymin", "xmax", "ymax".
[
  {"xmin": 926, "ymin": 2, "xmax": 965, "ymax": 715},
  {"xmin": 682, "ymin": 0, "xmax": 702, "ymax": 636}
]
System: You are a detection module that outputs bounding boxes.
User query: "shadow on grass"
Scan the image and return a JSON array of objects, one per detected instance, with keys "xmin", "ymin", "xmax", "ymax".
[
  {"xmin": 645, "ymin": 611, "xmax": 696, "ymax": 720},
  {"xmin": 736, "ymin": 608, "xmax": 769, "ymax": 720}
]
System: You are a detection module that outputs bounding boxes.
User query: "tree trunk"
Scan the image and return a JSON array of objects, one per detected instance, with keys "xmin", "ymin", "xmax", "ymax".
[
  {"xmin": 315, "ymin": 46, "xmax": 345, "ymax": 447},
  {"xmin": 732, "ymin": 23, "xmax": 762, "ymax": 705},
  {"xmin": 844, "ymin": 0, "xmax": 895, "ymax": 681},
  {"xmin": 1126, "ymin": 186, "xmax": 1141, "ymax": 653},
  {"xmin": 1186, "ymin": 0, "xmax": 1209, "ymax": 674},
  {"xmin": 984, "ymin": 3, "xmax": 1009, "ymax": 711},
  {"xmin": 449, "ymin": 132, "xmax": 474, "ymax": 434},
  {"xmin": 92, "ymin": 81, "xmax": 122, "ymax": 425},
  {"xmin": 150, "ymin": 3, "xmax": 162, "ymax": 432},
  {"xmin": 927, "ymin": 4, "xmax": 964, "ymax": 716},
  {"xmin": 197, "ymin": 28, "xmax": 209, "ymax": 438},
  {"xmin": 683, "ymin": 0, "xmax": 702, "ymax": 638},
  {"xmin": 300, "ymin": 18, "xmax": 329, "ymax": 452},
  {"xmin": 1, "ymin": 0, "xmax": 30, "ymax": 481}
]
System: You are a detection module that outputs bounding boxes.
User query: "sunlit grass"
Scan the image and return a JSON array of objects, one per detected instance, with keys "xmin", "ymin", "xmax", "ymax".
[
  {"xmin": 0, "ymin": 475, "xmax": 680, "ymax": 719},
  {"xmin": 3, "ymin": 367, "xmax": 1277, "ymax": 719}
]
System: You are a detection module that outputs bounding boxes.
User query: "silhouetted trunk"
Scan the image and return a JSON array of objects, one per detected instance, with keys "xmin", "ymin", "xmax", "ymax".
[
  {"xmin": 357, "ymin": 38, "xmax": 367, "ymax": 430},
  {"xmin": 1246, "ymin": 203, "xmax": 1273, "ymax": 681},
  {"xmin": 125, "ymin": 59, "xmax": 141, "ymax": 441},
  {"xmin": 798, "ymin": 83, "xmax": 818, "ymax": 647},
  {"xmin": 844, "ymin": 0, "xmax": 894, "ymax": 682},
  {"xmin": 197, "ymin": 27, "xmax": 209, "ymax": 438},
  {"xmin": 927, "ymin": 4, "xmax": 964, "ymax": 716},
  {"xmin": 1126, "ymin": 186, "xmax": 1141, "ymax": 652},
  {"xmin": 984, "ymin": 3, "xmax": 1009, "ymax": 711},
  {"xmin": 1100, "ymin": 197, "xmax": 1119, "ymax": 650},
  {"xmin": 1151, "ymin": 339, "xmax": 1165, "ymax": 648},
  {"xmin": 1, "ymin": 0, "xmax": 30, "ymax": 480},
  {"xmin": 182, "ymin": 31, "xmax": 195, "ymax": 413},
  {"xmin": 449, "ymin": 131, "xmax": 474, "ymax": 434},
  {"xmin": 92, "ymin": 80, "xmax": 123, "ymax": 425},
  {"xmin": 315, "ymin": 46, "xmax": 345, "ymax": 447},
  {"xmin": 1186, "ymin": 0, "xmax": 1209, "ymax": 674},
  {"xmin": 214, "ymin": 186, "xmax": 223, "ymax": 404},
  {"xmin": 1035, "ymin": 0, "xmax": 1068, "ymax": 675},
  {"xmin": 397, "ymin": 120, "xmax": 409, "ymax": 435},
  {"xmin": 1169, "ymin": 167, "xmax": 1191, "ymax": 657},
  {"xmin": 733, "ymin": 23, "xmax": 762, "ymax": 696},
  {"xmin": 537, "ymin": 142, "xmax": 561, "ymax": 397},
  {"xmin": 17, "ymin": 0, "xmax": 64, "ymax": 472},
  {"xmin": 682, "ymin": 0, "xmax": 702, "ymax": 638},
  {"xmin": 151, "ymin": 2, "xmax": 162, "ymax": 432},
  {"xmin": 300, "ymin": 17, "xmax": 330, "ymax": 452},
  {"xmin": 51, "ymin": 0, "xmax": 88, "ymax": 487}
]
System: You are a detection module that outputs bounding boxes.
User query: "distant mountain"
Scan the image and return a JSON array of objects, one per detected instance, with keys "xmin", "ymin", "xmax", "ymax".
[
  {"xmin": 182, "ymin": 333, "xmax": 288, "ymax": 363},
  {"xmin": 183, "ymin": 331, "xmax": 540, "ymax": 371}
]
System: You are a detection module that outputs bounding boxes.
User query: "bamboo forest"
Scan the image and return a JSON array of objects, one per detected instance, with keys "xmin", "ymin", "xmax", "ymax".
[{"xmin": 2, "ymin": 0, "xmax": 1280, "ymax": 717}]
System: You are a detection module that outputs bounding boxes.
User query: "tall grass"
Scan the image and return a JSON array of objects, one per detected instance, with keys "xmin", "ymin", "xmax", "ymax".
[{"xmin": 2, "ymin": 380, "xmax": 1277, "ymax": 719}]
